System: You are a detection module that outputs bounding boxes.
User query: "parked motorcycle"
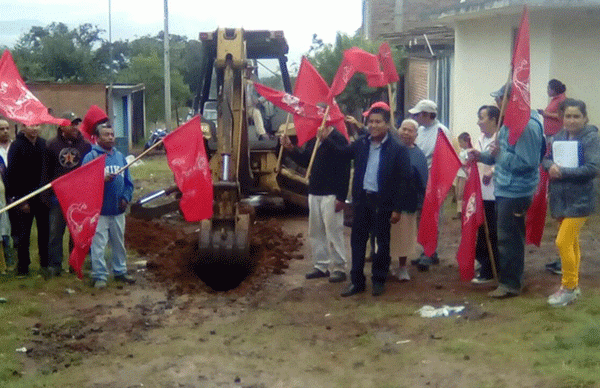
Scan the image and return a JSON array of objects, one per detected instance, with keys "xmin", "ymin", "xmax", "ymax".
[{"xmin": 144, "ymin": 128, "xmax": 168, "ymax": 151}]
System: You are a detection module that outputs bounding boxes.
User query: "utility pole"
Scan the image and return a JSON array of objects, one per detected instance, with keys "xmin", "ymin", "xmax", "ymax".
[
  {"xmin": 163, "ymin": 0, "xmax": 172, "ymax": 131},
  {"xmin": 107, "ymin": 0, "xmax": 114, "ymax": 127}
]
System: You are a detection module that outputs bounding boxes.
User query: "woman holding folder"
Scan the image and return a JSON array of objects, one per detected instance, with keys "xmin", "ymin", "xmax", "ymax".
[{"xmin": 542, "ymin": 99, "xmax": 600, "ymax": 306}]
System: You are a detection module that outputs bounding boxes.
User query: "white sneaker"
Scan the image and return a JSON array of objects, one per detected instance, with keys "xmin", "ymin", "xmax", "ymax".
[
  {"xmin": 548, "ymin": 286, "xmax": 580, "ymax": 307},
  {"xmin": 397, "ymin": 267, "xmax": 410, "ymax": 281}
]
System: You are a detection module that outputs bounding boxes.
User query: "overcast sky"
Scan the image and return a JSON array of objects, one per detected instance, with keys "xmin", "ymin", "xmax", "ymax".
[{"xmin": 0, "ymin": 0, "xmax": 364, "ymax": 69}]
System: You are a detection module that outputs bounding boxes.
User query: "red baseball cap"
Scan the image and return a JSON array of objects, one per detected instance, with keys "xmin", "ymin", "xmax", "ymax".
[{"xmin": 362, "ymin": 101, "xmax": 391, "ymax": 117}]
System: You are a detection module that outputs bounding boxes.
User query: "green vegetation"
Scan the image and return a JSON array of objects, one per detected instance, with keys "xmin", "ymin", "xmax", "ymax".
[{"xmin": 306, "ymin": 32, "xmax": 405, "ymax": 115}]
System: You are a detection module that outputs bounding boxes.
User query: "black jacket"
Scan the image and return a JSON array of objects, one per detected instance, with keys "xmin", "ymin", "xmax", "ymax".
[
  {"xmin": 288, "ymin": 129, "xmax": 351, "ymax": 202},
  {"xmin": 324, "ymin": 132, "xmax": 416, "ymax": 213},
  {"xmin": 43, "ymin": 131, "xmax": 91, "ymax": 183},
  {"xmin": 5, "ymin": 132, "xmax": 47, "ymax": 201}
]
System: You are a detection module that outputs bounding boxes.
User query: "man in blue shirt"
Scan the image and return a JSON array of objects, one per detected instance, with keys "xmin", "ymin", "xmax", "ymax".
[
  {"xmin": 82, "ymin": 123, "xmax": 134, "ymax": 289},
  {"xmin": 321, "ymin": 102, "xmax": 415, "ymax": 296},
  {"xmin": 470, "ymin": 84, "xmax": 544, "ymax": 298}
]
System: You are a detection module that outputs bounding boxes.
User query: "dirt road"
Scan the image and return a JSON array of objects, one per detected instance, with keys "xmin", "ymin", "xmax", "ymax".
[{"xmin": 9, "ymin": 208, "xmax": 600, "ymax": 388}]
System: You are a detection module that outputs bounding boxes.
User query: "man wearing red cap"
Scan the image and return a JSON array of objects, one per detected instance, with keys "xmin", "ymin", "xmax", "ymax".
[{"xmin": 320, "ymin": 102, "xmax": 415, "ymax": 297}]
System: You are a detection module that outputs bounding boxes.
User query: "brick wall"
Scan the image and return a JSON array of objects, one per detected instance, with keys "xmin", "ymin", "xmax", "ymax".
[
  {"xmin": 406, "ymin": 58, "xmax": 429, "ymax": 109},
  {"xmin": 366, "ymin": 0, "xmax": 460, "ymax": 38},
  {"xmin": 28, "ymin": 83, "xmax": 106, "ymax": 119}
]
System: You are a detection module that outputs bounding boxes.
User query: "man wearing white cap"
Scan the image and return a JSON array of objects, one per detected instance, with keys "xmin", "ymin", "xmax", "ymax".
[
  {"xmin": 409, "ymin": 99, "xmax": 452, "ymax": 168},
  {"xmin": 408, "ymin": 99, "xmax": 453, "ymax": 270}
]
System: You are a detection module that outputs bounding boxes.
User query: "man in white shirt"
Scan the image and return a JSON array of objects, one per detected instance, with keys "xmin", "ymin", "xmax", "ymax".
[{"xmin": 409, "ymin": 99, "xmax": 452, "ymax": 271}]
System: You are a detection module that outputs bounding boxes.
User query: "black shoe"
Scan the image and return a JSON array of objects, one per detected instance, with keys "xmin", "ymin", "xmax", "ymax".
[
  {"xmin": 372, "ymin": 282, "xmax": 385, "ymax": 296},
  {"xmin": 114, "ymin": 274, "xmax": 136, "ymax": 284},
  {"xmin": 415, "ymin": 253, "xmax": 440, "ymax": 271},
  {"xmin": 305, "ymin": 268, "xmax": 330, "ymax": 279},
  {"xmin": 328, "ymin": 271, "xmax": 347, "ymax": 283},
  {"xmin": 341, "ymin": 283, "xmax": 365, "ymax": 297},
  {"xmin": 545, "ymin": 261, "xmax": 562, "ymax": 275},
  {"xmin": 40, "ymin": 267, "xmax": 52, "ymax": 280}
]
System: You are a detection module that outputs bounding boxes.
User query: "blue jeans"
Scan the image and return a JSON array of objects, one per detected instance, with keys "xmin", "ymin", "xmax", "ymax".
[
  {"xmin": 496, "ymin": 196, "xmax": 532, "ymax": 292},
  {"xmin": 90, "ymin": 214, "xmax": 128, "ymax": 281}
]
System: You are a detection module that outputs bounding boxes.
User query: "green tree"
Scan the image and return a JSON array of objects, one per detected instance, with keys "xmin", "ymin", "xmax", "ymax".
[
  {"xmin": 305, "ymin": 32, "xmax": 405, "ymax": 115},
  {"xmin": 116, "ymin": 52, "xmax": 190, "ymax": 126},
  {"xmin": 13, "ymin": 22, "xmax": 107, "ymax": 82}
]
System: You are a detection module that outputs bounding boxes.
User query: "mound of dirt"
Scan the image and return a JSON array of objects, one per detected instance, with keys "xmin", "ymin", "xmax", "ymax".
[{"xmin": 125, "ymin": 215, "xmax": 303, "ymax": 296}]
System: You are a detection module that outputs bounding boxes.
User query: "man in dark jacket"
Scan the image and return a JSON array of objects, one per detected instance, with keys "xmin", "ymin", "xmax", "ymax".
[
  {"xmin": 5, "ymin": 124, "xmax": 49, "ymax": 277},
  {"xmin": 281, "ymin": 125, "xmax": 351, "ymax": 283},
  {"xmin": 321, "ymin": 102, "xmax": 415, "ymax": 296},
  {"xmin": 42, "ymin": 112, "xmax": 91, "ymax": 276}
]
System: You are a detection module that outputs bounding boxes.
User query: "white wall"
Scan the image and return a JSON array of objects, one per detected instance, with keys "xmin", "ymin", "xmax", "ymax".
[
  {"xmin": 550, "ymin": 9, "xmax": 600, "ymax": 124},
  {"xmin": 452, "ymin": 14, "xmax": 514, "ymax": 141},
  {"xmin": 450, "ymin": 8, "xmax": 600, "ymax": 142}
]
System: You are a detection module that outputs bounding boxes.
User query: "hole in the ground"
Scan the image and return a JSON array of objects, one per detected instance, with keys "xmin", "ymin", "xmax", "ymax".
[{"xmin": 187, "ymin": 244, "xmax": 259, "ymax": 291}]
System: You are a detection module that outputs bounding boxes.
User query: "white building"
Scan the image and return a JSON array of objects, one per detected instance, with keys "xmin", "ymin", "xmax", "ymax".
[{"xmin": 431, "ymin": 0, "xmax": 600, "ymax": 139}]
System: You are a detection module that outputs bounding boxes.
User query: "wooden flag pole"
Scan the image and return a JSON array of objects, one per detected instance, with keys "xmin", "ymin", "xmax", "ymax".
[
  {"xmin": 305, "ymin": 105, "xmax": 330, "ymax": 180},
  {"xmin": 275, "ymin": 113, "xmax": 291, "ymax": 173},
  {"xmin": 481, "ymin": 207, "xmax": 498, "ymax": 281},
  {"xmin": 497, "ymin": 70, "xmax": 513, "ymax": 131},
  {"xmin": 0, "ymin": 183, "xmax": 52, "ymax": 216},
  {"xmin": 387, "ymin": 84, "xmax": 395, "ymax": 128},
  {"xmin": 114, "ymin": 136, "xmax": 166, "ymax": 176}
]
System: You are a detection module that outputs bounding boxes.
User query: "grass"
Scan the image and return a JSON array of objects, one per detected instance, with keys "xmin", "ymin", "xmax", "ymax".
[{"xmin": 4, "ymin": 154, "xmax": 600, "ymax": 387}]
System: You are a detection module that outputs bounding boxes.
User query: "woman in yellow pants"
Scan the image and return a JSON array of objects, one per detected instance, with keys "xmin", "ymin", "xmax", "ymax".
[{"xmin": 542, "ymin": 99, "xmax": 600, "ymax": 306}]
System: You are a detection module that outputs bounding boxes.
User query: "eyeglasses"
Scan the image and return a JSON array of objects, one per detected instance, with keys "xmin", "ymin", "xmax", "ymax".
[{"xmin": 0, "ymin": 127, "xmax": 9, "ymax": 130}]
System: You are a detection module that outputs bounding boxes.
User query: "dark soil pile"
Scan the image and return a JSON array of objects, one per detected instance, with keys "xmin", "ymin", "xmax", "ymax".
[{"xmin": 125, "ymin": 215, "xmax": 303, "ymax": 295}]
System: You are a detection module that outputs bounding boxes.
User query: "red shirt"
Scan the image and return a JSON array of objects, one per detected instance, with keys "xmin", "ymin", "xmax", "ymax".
[{"xmin": 543, "ymin": 93, "xmax": 566, "ymax": 136}]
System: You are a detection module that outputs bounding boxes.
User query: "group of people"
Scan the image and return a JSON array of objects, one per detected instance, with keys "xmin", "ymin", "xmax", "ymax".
[
  {"xmin": 0, "ymin": 107, "xmax": 136, "ymax": 289},
  {"xmin": 288, "ymin": 78, "xmax": 599, "ymax": 307}
]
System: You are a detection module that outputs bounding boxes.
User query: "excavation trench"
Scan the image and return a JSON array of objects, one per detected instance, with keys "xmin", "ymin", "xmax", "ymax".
[{"xmin": 125, "ymin": 216, "xmax": 304, "ymax": 295}]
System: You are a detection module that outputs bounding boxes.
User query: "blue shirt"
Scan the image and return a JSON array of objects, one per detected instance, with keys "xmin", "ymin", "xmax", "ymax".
[{"xmin": 362, "ymin": 134, "xmax": 388, "ymax": 192}]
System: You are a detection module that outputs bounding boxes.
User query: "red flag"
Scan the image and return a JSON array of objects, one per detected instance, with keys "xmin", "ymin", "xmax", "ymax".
[
  {"xmin": 0, "ymin": 50, "xmax": 69, "ymax": 126},
  {"xmin": 293, "ymin": 57, "xmax": 348, "ymax": 146},
  {"xmin": 378, "ymin": 42, "xmax": 399, "ymax": 84},
  {"xmin": 254, "ymin": 82, "xmax": 341, "ymax": 146},
  {"xmin": 455, "ymin": 161, "xmax": 485, "ymax": 281},
  {"xmin": 52, "ymin": 155, "xmax": 106, "ymax": 279},
  {"xmin": 504, "ymin": 6, "xmax": 531, "ymax": 145},
  {"xmin": 163, "ymin": 116, "xmax": 213, "ymax": 221},
  {"xmin": 526, "ymin": 167, "xmax": 548, "ymax": 246},
  {"xmin": 329, "ymin": 47, "xmax": 386, "ymax": 98},
  {"xmin": 418, "ymin": 130, "xmax": 461, "ymax": 257}
]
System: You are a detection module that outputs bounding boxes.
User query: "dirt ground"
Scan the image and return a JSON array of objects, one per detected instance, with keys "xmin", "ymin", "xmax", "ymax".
[{"xmin": 9, "ymin": 205, "xmax": 600, "ymax": 388}]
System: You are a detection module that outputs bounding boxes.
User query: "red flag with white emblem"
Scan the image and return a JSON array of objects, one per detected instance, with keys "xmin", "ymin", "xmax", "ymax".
[
  {"xmin": 328, "ymin": 47, "xmax": 386, "ymax": 98},
  {"xmin": 52, "ymin": 155, "xmax": 106, "ymax": 279},
  {"xmin": 378, "ymin": 42, "xmax": 399, "ymax": 84},
  {"xmin": 163, "ymin": 116, "xmax": 213, "ymax": 221},
  {"xmin": 0, "ymin": 50, "xmax": 69, "ymax": 126},
  {"xmin": 254, "ymin": 82, "xmax": 343, "ymax": 146},
  {"xmin": 418, "ymin": 129, "xmax": 462, "ymax": 257},
  {"xmin": 456, "ymin": 160, "xmax": 485, "ymax": 281},
  {"xmin": 293, "ymin": 57, "xmax": 348, "ymax": 146},
  {"xmin": 504, "ymin": 6, "xmax": 531, "ymax": 145}
]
